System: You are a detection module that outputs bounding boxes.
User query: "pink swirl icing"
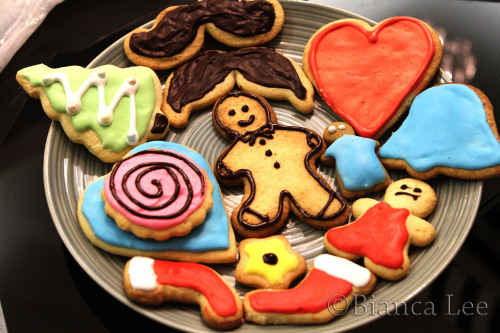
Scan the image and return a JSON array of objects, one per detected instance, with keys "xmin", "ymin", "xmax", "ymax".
[{"xmin": 103, "ymin": 149, "xmax": 207, "ymax": 229}]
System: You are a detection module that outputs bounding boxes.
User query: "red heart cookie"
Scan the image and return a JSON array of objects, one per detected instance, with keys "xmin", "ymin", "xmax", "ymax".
[{"xmin": 304, "ymin": 17, "xmax": 442, "ymax": 138}]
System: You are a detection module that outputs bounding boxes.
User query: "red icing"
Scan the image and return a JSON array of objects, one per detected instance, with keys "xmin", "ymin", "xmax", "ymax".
[
  {"xmin": 326, "ymin": 202, "xmax": 409, "ymax": 269},
  {"xmin": 248, "ymin": 268, "xmax": 352, "ymax": 314},
  {"xmin": 308, "ymin": 17, "xmax": 435, "ymax": 138},
  {"xmin": 153, "ymin": 261, "xmax": 237, "ymax": 317}
]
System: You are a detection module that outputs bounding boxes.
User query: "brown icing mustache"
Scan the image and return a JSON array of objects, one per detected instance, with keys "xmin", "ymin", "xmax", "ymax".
[
  {"xmin": 166, "ymin": 48, "xmax": 307, "ymax": 114},
  {"xmin": 129, "ymin": 0, "xmax": 276, "ymax": 58}
]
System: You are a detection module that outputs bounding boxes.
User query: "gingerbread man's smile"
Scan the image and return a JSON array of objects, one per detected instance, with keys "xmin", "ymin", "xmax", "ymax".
[{"xmin": 238, "ymin": 115, "xmax": 255, "ymax": 127}]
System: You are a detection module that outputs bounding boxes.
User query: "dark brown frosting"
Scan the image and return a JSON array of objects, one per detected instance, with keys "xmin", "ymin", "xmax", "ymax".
[
  {"xmin": 167, "ymin": 48, "xmax": 307, "ymax": 113},
  {"xmin": 150, "ymin": 113, "xmax": 169, "ymax": 134},
  {"xmin": 129, "ymin": 0, "xmax": 276, "ymax": 57}
]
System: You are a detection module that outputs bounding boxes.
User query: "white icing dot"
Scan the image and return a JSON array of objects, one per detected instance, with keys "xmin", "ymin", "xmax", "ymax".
[
  {"xmin": 99, "ymin": 114, "xmax": 112, "ymax": 125},
  {"xmin": 127, "ymin": 132, "xmax": 139, "ymax": 145},
  {"xmin": 127, "ymin": 77, "xmax": 137, "ymax": 85},
  {"xmin": 42, "ymin": 76, "xmax": 54, "ymax": 86},
  {"xmin": 338, "ymin": 124, "xmax": 346, "ymax": 130},
  {"xmin": 328, "ymin": 125, "xmax": 337, "ymax": 133},
  {"xmin": 96, "ymin": 70, "xmax": 106, "ymax": 78},
  {"xmin": 67, "ymin": 102, "xmax": 80, "ymax": 115}
]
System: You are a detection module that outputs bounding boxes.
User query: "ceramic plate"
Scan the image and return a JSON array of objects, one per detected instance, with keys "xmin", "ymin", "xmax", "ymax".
[{"xmin": 43, "ymin": 1, "xmax": 482, "ymax": 331}]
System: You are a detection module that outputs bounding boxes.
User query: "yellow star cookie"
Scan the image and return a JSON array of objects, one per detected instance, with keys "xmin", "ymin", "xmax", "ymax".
[{"xmin": 235, "ymin": 235, "xmax": 306, "ymax": 289}]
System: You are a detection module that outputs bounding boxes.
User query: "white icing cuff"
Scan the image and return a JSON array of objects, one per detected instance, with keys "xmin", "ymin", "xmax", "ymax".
[
  {"xmin": 128, "ymin": 256, "xmax": 158, "ymax": 291},
  {"xmin": 314, "ymin": 254, "xmax": 371, "ymax": 288}
]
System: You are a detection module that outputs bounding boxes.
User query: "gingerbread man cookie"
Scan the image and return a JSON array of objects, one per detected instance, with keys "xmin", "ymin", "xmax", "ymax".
[
  {"xmin": 324, "ymin": 178, "xmax": 437, "ymax": 280},
  {"xmin": 214, "ymin": 91, "xmax": 349, "ymax": 238},
  {"xmin": 321, "ymin": 122, "xmax": 390, "ymax": 199},
  {"xmin": 235, "ymin": 235, "xmax": 306, "ymax": 289}
]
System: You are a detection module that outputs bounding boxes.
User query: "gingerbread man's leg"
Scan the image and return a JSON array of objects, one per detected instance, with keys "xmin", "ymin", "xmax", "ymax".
[
  {"xmin": 287, "ymin": 171, "xmax": 349, "ymax": 229},
  {"xmin": 233, "ymin": 181, "xmax": 291, "ymax": 237}
]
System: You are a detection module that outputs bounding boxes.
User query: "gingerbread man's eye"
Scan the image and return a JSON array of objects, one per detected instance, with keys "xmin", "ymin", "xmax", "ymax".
[
  {"xmin": 400, "ymin": 184, "xmax": 409, "ymax": 190},
  {"xmin": 414, "ymin": 188, "xmax": 422, "ymax": 193},
  {"xmin": 259, "ymin": 139, "xmax": 266, "ymax": 145},
  {"xmin": 265, "ymin": 149, "xmax": 272, "ymax": 156},
  {"xmin": 241, "ymin": 105, "xmax": 249, "ymax": 112},
  {"xmin": 228, "ymin": 109, "xmax": 236, "ymax": 116}
]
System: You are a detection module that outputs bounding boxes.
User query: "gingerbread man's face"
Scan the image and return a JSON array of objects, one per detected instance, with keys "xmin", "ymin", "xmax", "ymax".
[
  {"xmin": 384, "ymin": 178, "xmax": 437, "ymax": 218},
  {"xmin": 214, "ymin": 92, "xmax": 271, "ymax": 137},
  {"xmin": 323, "ymin": 122, "xmax": 355, "ymax": 145}
]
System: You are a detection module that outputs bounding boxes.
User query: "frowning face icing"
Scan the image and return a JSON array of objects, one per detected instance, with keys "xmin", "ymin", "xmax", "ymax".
[
  {"xmin": 384, "ymin": 178, "xmax": 437, "ymax": 218},
  {"xmin": 213, "ymin": 91, "xmax": 273, "ymax": 138}
]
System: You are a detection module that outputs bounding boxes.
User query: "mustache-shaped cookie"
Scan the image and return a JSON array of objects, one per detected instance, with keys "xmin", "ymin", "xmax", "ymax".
[
  {"xmin": 16, "ymin": 64, "xmax": 168, "ymax": 163},
  {"xmin": 124, "ymin": 0, "xmax": 284, "ymax": 70},
  {"xmin": 162, "ymin": 48, "xmax": 314, "ymax": 128}
]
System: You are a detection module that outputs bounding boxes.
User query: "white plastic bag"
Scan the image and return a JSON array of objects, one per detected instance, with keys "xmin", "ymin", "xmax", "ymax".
[{"xmin": 0, "ymin": 0, "xmax": 63, "ymax": 72}]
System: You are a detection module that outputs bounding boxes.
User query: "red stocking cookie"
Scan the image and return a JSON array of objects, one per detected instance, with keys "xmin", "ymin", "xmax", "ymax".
[
  {"xmin": 123, "ymin": 257, "xmax": 243, "ymax": 330},
  {"xmin": 243, "ymin": 254, "xmax": 376, "ymax": 325}
]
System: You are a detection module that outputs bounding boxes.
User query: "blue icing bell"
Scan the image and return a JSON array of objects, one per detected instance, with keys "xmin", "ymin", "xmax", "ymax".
[{"xmin": 379, "ymin": 84, "xmax": 500, "ymax": 172}]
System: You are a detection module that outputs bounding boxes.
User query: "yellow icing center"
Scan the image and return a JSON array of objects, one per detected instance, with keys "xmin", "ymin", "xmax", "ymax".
[{"xmin": 243, "ymin": 238, "xmax": 299, "ymax": 285}]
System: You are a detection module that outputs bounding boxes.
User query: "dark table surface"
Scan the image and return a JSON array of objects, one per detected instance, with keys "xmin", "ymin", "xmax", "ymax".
[{"xmin": 1, "ymin": 0, "xmax": 500, "ymax": 332}]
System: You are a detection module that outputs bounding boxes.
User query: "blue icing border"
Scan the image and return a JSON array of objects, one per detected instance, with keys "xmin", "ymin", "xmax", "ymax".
[
  {"xmin": 82, "ymin": 141, "xmax": 230, "ymax": 252},
  {"xmin": 379, "ymin": 84, "xmax": 500, "ymax": 171}
]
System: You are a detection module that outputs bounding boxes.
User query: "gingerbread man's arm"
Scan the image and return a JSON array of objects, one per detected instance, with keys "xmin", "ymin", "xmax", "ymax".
[
  {"xmin": 351, "ymin": 198, "xmax": 379, "ymax": 219},
  {"xmin": 406, "ymin": 215, "xmax": 435, "ymax": 247}
]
